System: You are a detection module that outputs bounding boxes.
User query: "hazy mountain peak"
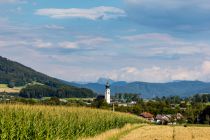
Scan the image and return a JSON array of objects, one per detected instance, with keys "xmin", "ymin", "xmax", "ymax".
[{"xmin": 97, "ymin": 78, "xmax": 115, "ymax": 85}]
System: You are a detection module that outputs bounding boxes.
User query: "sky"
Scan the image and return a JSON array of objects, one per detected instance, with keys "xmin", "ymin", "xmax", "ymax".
[{"xmin": 1, "ymin": 0, "xmax": 210, "ymax": 82}]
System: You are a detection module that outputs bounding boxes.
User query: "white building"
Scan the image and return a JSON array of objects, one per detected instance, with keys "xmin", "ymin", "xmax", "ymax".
[{"xmin": 105, "ymin": 82, "xmax": 111, "ymax": 104}]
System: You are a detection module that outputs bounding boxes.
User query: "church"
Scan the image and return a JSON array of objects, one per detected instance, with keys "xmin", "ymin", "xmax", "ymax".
[
  {"xmin": 96, "ymin": 81, "xmax": 111, "ymax": 104},
  {"xmin": 105, "ymin": 82, "xmax": 111, "ymax": 104}
]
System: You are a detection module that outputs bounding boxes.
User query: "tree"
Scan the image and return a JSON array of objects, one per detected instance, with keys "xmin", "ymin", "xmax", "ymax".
[
  {"xmin": 92, "ymin": 98, "xmax": 109, "ymax": 109},
  {"xmin": 8, "ymin": 81, "xmax": 15, "ymax": 88},
  {"xmin": 19, "ymin": 85, "xmax": 96, "ymax": 98},
  {"xmin": 199, "ymin": 106, "xmax": 210, "ymax": 124}
]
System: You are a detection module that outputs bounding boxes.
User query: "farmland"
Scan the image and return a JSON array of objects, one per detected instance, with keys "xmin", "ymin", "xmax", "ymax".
[
  {"xmin": 0, "ymin": 84, "xmax": 22, "ymax": 93},
  {"xmin": 0, "ymin": 82, "xmax": 43, "ymax": 93},
  {"xmin": 0, "ymin": 104, "xmax": 146, "ymax": 140},
  {"xmin": 120, "ymin": 125, "xmax": 210, "ymax": 140}
]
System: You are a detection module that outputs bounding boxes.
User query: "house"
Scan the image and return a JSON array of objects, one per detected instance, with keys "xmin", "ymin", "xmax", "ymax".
[
  {"xmin": 155, "ymin": 114, "xmax": 171, "ymax": 125},
  {"xmin": 155, "ymin": 113, "xmax": 184, "ymax": 125},
  {"xmin": 140, "ymin": 112, "xmax": 154, "ymax": 122}
]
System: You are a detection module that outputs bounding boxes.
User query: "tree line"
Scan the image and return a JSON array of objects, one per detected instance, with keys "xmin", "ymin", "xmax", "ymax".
[{"xmin": 19, "ymin": 85, "xmax": 96, "ymax": 98}]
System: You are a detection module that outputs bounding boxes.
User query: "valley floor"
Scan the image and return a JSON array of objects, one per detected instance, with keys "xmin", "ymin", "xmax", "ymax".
[{"xmin": 86, "ymin": 124, "xmax": 210, "ymax": 140}]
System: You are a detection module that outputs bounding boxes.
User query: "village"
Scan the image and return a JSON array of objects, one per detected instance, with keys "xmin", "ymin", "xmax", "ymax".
[{"xmin": 98, "ymin": 82, "xmax": 186, "ymax": 125}]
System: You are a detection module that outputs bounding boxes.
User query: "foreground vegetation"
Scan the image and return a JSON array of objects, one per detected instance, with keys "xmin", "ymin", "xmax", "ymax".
[{"xmin": 0, "ymin": 104, "xmax": 146, "ymax": 140}]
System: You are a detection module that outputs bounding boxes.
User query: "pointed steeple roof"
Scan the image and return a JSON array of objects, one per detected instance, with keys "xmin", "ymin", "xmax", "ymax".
[{"xmin": 106, "ymin": 81, "xmax": 110, "ymax": 88}]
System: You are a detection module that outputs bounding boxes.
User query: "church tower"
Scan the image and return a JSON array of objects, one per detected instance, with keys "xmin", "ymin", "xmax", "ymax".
[{"xmin": 105, "ymin": 82, "xmax": 111, "ymax": 104}]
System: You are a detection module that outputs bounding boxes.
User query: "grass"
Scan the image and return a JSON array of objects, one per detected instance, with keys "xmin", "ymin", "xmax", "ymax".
[
  {"xmin": 0, "ymin": 84, "xmax": 8, "ymax": 88},
  {"xmin": 66, "ymin": 98, "xmax": 95, "ymax": 101},
  {"xmin": 205, "ymin": 102, "xmax": 210, "ymax": 106},
  {"xmin": 0, "ymin": 82, "xmax": 44, "ymax": 93},
  {"xmin": 0, "ymin": 104, "xmax": 146, "ymax": 140},
  {"xmin": 0, "ymin": 84, "xmax": 21, "ymax": 93}
]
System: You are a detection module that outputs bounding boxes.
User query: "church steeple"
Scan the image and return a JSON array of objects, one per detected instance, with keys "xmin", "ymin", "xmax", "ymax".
[
  {"xmin": 105, "ymin": 81, "xmax": 111, "ymax": 104},
  {"xmin": 106, "ymin": 81, "xmax": 110, "ymax": 89}
]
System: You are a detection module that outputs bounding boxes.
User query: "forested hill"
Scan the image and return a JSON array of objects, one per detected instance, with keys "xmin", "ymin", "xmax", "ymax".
[
  {"xmin": 0, "ymin": 56, "xmax": 60, "ymax": 87},
  {"xmin": 0, "ymin": 56, "xmax": 96, "ymax": 98}
]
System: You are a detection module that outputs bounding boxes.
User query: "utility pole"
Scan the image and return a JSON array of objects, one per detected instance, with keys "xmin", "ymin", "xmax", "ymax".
[{"xmin": 113, "ymin": 103, "xmax": 115, "ymax": 112}]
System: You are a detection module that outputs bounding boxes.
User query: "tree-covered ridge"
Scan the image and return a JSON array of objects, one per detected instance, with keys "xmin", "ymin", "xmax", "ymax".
[
  {"xmin": 19, "ymin": 85, "xmax": 96, "ymax": 98},
  {"xmin": 0, "ymin": 56, "xmax": 96, "ymax": 98},
  {"xmin": 0, "ymin": 56, "xmax": 61, "ymax": 87}
]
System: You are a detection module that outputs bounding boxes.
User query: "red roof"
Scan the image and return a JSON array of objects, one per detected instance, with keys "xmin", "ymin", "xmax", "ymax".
[{"xmin": 140, "ymin": 112, "xmax": 154, "ymax": 118}]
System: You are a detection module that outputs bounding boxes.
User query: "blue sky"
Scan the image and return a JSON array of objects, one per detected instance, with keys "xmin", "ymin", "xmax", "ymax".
[{"xmin": 1, "ymin": 0, "xmax": 210, "ymax": 82}]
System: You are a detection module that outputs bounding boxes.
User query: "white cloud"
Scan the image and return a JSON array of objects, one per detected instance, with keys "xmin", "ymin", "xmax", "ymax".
[
  {"xmin": 120, "ymin": 33, "xmax": 174, "ymax": 42},
  {"xmin": 59, "ymin": 37, "xmax": 111, "ymax": 49},
  {"xmin": 102, "ymin": 61, "xmax": 210, "ymax": 82},
  {"xmin": 0, "ymin": 39, "xmax": 28, "ymax": 48},
  {"xmin": 0, "ymin": 37, "xmax": 52, "ymax": 49},
  {"xmin": 120, "ymin": 33, "xmax": 209, "ymax": 56},
  {"xmin": 202, "ymin": 61, "xmax": 210, "ymax": 75},
  {"xmin": 44, "ymin": 25, "xmax": 64, "ymax": 30},
  {"xmin": 33, "ymin": 39, "xmax": 52, "ymax": 48},
  {"xmin": 58, "ymin": 42, "xmax": 78, "ymax": 49},
  {"xmin": 0, "ymin": 0, "xmax": 27, "ymax": 3},
  {"xmin": 35, "ymin": 6, "xmax": 126, "ymax": 20}
]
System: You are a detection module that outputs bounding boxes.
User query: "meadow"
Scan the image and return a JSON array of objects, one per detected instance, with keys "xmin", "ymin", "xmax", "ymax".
[
  {"xmin": 0, "ymin": 104, "xmax": 146, "ymax": 140},
  {"xmin": 0, "ymin": 84, "xmax": 21, "ymax": 93},
  {"xmin": 0, "ymin": 82, "xmax": 44, "ymax": 93}
]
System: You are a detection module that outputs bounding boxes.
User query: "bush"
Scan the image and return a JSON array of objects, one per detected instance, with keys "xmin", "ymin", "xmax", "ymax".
[{"xmin": 8, "ymin": 81, "xmax": 15, "ymax": 88}]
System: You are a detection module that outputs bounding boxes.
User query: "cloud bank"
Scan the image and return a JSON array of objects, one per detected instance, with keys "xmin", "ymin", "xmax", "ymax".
[
  {"xmin": 124, "ymin": 0, "xmax": 210, "ymax": 31},
  {"xmin": 35, "ymin": 6, "xmax": 126, "ymax": 20}
]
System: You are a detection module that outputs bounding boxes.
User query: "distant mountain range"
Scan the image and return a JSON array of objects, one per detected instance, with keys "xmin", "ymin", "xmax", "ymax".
[{"xmin": 67, "ymin": 78, "xmax": 210, "ymax": 98}]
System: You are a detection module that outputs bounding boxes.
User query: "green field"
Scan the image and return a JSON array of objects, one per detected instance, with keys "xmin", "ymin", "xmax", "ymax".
[
  {"xmin": 0, "ymin": 104, "xmax": 146, "ymax": 140},
  {"xmin": 0, "ymin": 84, "xmax": 7, "ymax": 88},
  {"xmin": 0, "ymin": 82, "xmax": 43, "ymax": 93},
  {"xmin": 205, "ymin": 102, "xmax": 210, "ymax": 106},
  {"xmin": 0, "ymin": 84, "xmax": 22, "ymax": 93}
]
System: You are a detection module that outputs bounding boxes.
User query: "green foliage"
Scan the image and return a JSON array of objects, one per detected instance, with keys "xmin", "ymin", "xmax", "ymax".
[
  {"xmin": 92, "ymin": 99, "xmax": 109, "ymax": 109},
  {"xmin": 19, "ymin": 85, "xmax": 96, "ymax": 98},
  {"xmin": 19, "ymin": 85, "xmax": 56, "ymax": 98},
  {"xmin": 199, "ymin": 106, "xmax": 210, "ymax": 124},
  {"xmin": 114, "ymin": 93, "xmax": 141, "ymax": 103},
  {"xmin": 191, "ymin": 94, "xmax": 210, "ymax": 103},
  {"xmin": 114, "ymin": 99, "xmax": 180, "ymax": 116},
  {"xmin": 8, "ymin": 81, "xmax": 15, "ymax": 88},
  {"xmin": 0, "ymin": 105, "xmax": 146, "ymax": 139}
]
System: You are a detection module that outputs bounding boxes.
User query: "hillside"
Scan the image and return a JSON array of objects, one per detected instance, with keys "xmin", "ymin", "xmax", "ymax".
[
  {"xmin": 68, "ymin": 79, "xmax": 210, "ymax": 98},
  {"xmin": 0, "ymin": 56, "xmax": 96, "ymax": 98},
  {"xmin": 0, "ymin": 56, "xmax": 63, "ymax": 87}
]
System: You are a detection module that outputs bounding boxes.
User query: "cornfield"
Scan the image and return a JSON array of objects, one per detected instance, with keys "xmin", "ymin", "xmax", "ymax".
[{"xmin": 0, "ymin": 104, "xmax": 145, "ymax": 140}]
